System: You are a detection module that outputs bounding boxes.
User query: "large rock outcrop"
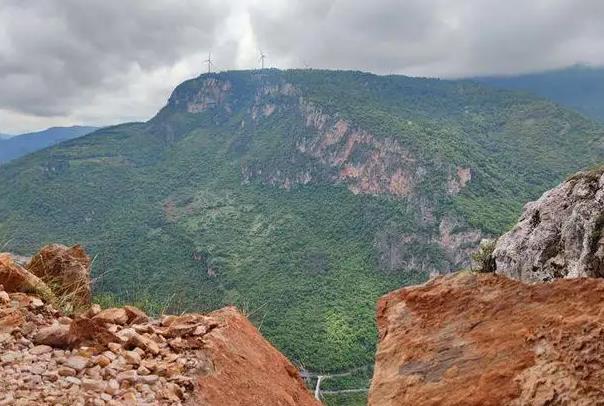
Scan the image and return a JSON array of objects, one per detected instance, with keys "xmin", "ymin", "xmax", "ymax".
[
  {"xmin": 27, "ymin": 244, "xmax": 92, "ymax": 309},
  {"xmin": 0, "ymin": 244, "xmax": 92, "ymax": 312},
  {"xmin": 493, "ymin": 166, "xmax": 604, "ymax": 282},
  {"xmin": 0, "ymin": 254, "xmax": 55, "ymax": 301},
  {"xmin": 369, "ymin": 272, "xmax": 604, "ymax": 406}
]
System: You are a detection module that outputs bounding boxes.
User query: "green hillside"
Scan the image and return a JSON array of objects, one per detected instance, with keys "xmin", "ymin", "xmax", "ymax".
[{"xmin": 0, "ymin": 69, "xmax": 602, "ymax": 380}]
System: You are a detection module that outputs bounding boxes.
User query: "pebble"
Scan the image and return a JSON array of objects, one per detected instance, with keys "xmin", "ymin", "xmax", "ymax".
[
  {"xmin": 139, "ymin": 374, "xmax": 159, "ymax": 385},
  {"xmin": 107, "ymin": 343, "xmax": 122, "ymax": 353},
  {"xmin": 1, "ymin": 351, "xmax": 21, "ymax": 363},
  {"xmin": 124, "ymin": 350, "xmax": 141, "ymax": 366},
  {"xmin": 116, "ymin": 370, "xmax": 138, "ymax": 383},
  {"xmin": 65, "ymin": 355, "xmax": 89, "ymax": 371},
  {"xmin": 95, "ymin": 354, "xmax": 111, "ymax": 368},
  {"xmin": 58, "ymin": 366, "xmax": 77, "ymax": 377},
  {"xmin": 105, "ymin": 379, "xmax": 120, "ymax": 395},
  {"xmin": 65, "ymin": 376, "xmax": 82, "ymax": 386},
  {"xmin": 30, "ymin": 345, "xmax": 53, "ymax": 355},
  {"xmin": 82, "ymin": 378, "xmax": 106, "ymax": 392},
  {"xmin": 29, "ymin": 298, "xmax": 44, "ymax": 308},
  {"xmin": 0, "ymin": 294, "xmax": 203, "ymax": 404},
  {"xmin": 137, "ymin": 365, "xmax": 151, "ymax": 375}
]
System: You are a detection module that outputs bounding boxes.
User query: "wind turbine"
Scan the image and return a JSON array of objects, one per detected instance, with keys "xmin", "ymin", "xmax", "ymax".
[
  {"xmin": 259, "ymin": 49, "xmax": 267, "ymax": 70},
  {"xmin": 204, "ymin": 51, "xmax": 213, "ymax": 73}
]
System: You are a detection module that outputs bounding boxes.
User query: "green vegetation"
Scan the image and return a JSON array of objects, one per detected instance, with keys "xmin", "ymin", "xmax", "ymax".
[
  {"xmin": 0, "ymin": 69, "xmax": 601, "ymax": 403},
  {"xmin": 470, "ymin": 239, "xmax": 496, "ymax": 273}
]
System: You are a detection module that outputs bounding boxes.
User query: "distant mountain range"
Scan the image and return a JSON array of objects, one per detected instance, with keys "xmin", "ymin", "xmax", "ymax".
[
  {"xmin": 0, "ymin": 126, "xmax": 99, "ymax": 164},
  {"xmin": 474, "ymin": 65, "xmax": 604, "ymax": 123}
]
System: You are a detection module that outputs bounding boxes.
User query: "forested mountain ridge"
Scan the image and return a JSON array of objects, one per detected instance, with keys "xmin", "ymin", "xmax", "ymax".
[{"xmin": 0, "ymin": 69, "xmax": 601, "ymax": 377}]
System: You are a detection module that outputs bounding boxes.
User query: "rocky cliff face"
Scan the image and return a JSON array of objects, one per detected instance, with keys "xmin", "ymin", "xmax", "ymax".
[
  {"xmin": 493, "ymin": 166, "xmax": 604, "ymax": 282},
  {"xmin": 186, "ymin": 75, "xmax": 483, "ymax": 275},
  {"xmin": 0, "ymin": 245, "xmax": 318, "ymax": 405},
  {"xmin": 369, "ymin": 272, "xmax": 604, "ymax": 406}
]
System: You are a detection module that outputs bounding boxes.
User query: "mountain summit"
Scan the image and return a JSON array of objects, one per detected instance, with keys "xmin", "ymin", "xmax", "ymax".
[{"xmin": 0, "ymin": 69, "xmax": 602, "ymax": 373}]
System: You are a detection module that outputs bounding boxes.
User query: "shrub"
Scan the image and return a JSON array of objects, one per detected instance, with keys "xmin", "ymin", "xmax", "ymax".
[{"xmin": 471, "ymin": 239, "xmax": 496, "ymax": 273}]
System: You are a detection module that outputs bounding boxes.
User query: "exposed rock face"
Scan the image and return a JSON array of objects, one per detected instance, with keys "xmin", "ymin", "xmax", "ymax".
[
  {"xmin": 298, "ymin": 103, "xmax": 419, "ymax": 198},
  {"xmin": 27, "ymin": 244, "xmax": 92, "ymax": 308},
  {"xmin": 0, "ymin": 248, "xmax": 318, "ymax": 405},
  {"xmin": 0, "ymin": 254, "xmax": 54, "ymax": 301},
  {"xmin": 194, "ymin": 307, "xmax": 318, "ymax": 406},
  {"xmin": 493, "ymin": 167, "xmax": 604, "ymax": 282},
  {"xmin": 0, "ymin": 244, "xmax": 91, "ymax": 311},
  {"xmin": 369, "ymin": 272, "xmax": 604, "ymax": 406}
]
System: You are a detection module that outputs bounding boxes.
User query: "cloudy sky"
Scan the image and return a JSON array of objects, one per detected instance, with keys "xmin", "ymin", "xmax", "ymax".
[{"xmin": 1, "ymin": 0, "xmax": 604, "ymax": 134}]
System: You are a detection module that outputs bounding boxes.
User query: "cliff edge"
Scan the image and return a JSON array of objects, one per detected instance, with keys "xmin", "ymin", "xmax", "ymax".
[{"xmin": 0, "ymin": 245, "xmax": 318, "ymax": 405}]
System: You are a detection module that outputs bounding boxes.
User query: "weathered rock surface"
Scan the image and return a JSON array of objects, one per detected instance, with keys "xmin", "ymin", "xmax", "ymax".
[
  {"xmin": 194, "ymin": 307, "xmax": 317, "ymax": 406},
  {"xmin": 0, "ymin": 244, "xmax": 92, "ymax": 312},
  {"xmin": 493, "ymin": 166, "xmax": 604, "ymax": 282},
  {"xmin": 369, "ymin": 272, "xmax": 604, "ymax": 406},
  {"xmin": 0, "ymin": 268, "xmax": 318, "ymax": 405},
  {"xmin": 0, "ymin": 254, "xmax": 55, "ymax": 300},
  {"xmin": 27, "ymin": 244, "xmax": 92, "ymax": 308}
]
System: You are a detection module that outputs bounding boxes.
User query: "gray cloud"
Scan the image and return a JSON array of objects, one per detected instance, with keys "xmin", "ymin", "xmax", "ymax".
[
  {"xmin": 249, "ymin": 0, "xmax": 604, "ymax": 76},
  {"xmin": 1, "ymin": 0, "xmax": 604, "ymax": 133},
  {"xmin": 0, "ymin": 0, "xmax": 227, "ymax": 118}
]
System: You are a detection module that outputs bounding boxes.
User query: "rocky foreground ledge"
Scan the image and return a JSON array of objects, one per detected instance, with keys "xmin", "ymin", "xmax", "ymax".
[
  {"xmin": 369, "ymin": 272, "xmax": 604, "ymax": 406},
  {"xmin": 0, "ymin": 246, "xmax": 318, "ymax": 405}
]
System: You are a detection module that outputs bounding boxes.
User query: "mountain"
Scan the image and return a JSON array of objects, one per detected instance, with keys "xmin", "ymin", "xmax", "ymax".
[
  {"xmin": 474, "ymin": 65, "xmax": 604, "ymax": 123},
  {"xmin": 0, "ymin": 126, "xmax": 98, "ymax": 164},
  {"xmin": 0, "ymin": 69, "xmax": 602, "ymax": 379}
]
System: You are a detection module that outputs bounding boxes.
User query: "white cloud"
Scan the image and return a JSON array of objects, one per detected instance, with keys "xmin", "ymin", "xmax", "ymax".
[{"xmin": 1, "ymin": 0, "xmax": 604, "ymax": 133}]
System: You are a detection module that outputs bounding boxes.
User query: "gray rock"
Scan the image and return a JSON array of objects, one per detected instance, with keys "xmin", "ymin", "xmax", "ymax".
[
  {"xmin": 30, "ymin": 345, "xmax": 53, "ymax": 355},
  {"xmin": 64, "ymin": 355, "xmax": 89, "ymax": 371},
  {"xmin": 81, "ymin": 378, "xmax": 105, "ymax": 392},
  {"xmin": 493, "ymin": 167, "xmax": 604, "ymax": 282}
]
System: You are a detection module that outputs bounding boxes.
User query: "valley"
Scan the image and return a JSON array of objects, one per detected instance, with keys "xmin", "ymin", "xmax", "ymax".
[{"xmin": 0, "ymin": 69, "xmax": 602, "ymax": 387}]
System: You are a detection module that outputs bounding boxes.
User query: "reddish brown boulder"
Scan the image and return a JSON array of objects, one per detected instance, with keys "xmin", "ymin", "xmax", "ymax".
[
  {"xmin": 0, "ymin": 307, "xmax": 25, "ymax": 334},
  {"xmin": 69, "ymin": 316, "xmax": 121, "ymax": 347},
  {"xmin": 26, "ymin": 244, "xmax": 91, "ymax": 309},
  {"xmin": 33, "ymin": 324, "xmax": 71, "ymax": 348},
  {"xmin": 123, "ymin": 305, "xmax": 149, "ymax": 324},
  {"xmin": 0, "ymin": 254, "xmax": 54, "ymax": 301},
  {"xmin": 369, "ymin": 272, "xmax": 604, "ymax": 406},
  {"xmin": 93, "ymin": 307, "xmax": 129, "ymax": 325},
  {"xmin": 193, "ymin": 307, "xmax": 320, "ymax": 406}
]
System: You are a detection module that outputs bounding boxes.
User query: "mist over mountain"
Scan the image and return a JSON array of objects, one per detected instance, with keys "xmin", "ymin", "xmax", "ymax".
[
  {"xmin": 0, "ymin": 126, "xmax": 99, "ymax": 164},
  {"xmin": 474, "ymin": 65, "xmax": 604, "ymax": 123}
]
